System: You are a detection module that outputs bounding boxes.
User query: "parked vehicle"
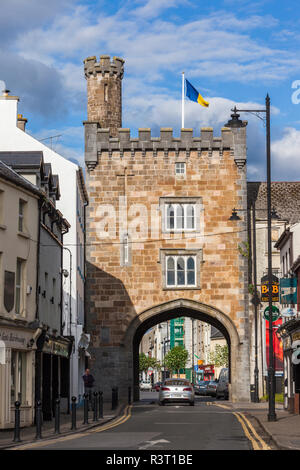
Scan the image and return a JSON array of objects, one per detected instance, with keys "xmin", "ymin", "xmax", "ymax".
[
  {"xmin": 216, "ymin": 368, "xmax": 229, "ymax": 400},
  {"xmin": 159, "ymin": 378, "xmax": 195, "ymax": 406},
  {"xmin": 206, "ymin": 380, "xmax": 218, "ymax": 397},
  {"xmin": 140, "ymin": 380, "xmax": 152, "ymax": 391},
  {"xmin": 193, "ymin": 380, "xmax": 210, "ymax": 396},
  {"xmin": 153, "ymin": 381, "xmax": 162, "ymax": 392}
]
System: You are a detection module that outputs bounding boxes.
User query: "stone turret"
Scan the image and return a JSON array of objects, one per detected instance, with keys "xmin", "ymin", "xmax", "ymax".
[{"xmin": 84, "ymin": 55, "xmax": 124, "ymax": 138}]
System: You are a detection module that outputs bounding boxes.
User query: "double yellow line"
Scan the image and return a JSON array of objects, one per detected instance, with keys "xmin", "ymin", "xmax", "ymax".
[
  {"xmin": 206, "ymin": 402, "xmax": 270, "ymax": 450},
  {"xmin": 9, "ymin": 405, "xmax": 132, "ymax": 450}
]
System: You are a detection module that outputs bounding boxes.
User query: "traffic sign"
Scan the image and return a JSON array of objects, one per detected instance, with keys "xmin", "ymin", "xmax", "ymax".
[{"xmin": 263, "ymin": 305, "xmax": 280, "ymax": 321}]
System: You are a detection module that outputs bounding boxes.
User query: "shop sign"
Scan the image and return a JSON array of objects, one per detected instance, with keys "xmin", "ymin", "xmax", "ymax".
[
  {"xmin": 261, "ymin": 275, "xmax": 279, "ymax": 302},
  {"xmin": 292, "ymin": 332, "xmax": 300, "ymax": 342},
  {"xmin": 263, "ymin": 305, "xmax": 280, "ymax": 322},
  {"xmin": 281, "ymin": 307, "xmax": 297, "ymax": 318},
  {"xmin": 43, "ymin": 339, "xmax": 69, "ymax": 358},
  {"xmin": 0, "ymin": 328, "xmax": 31, "ymax": 349},
  {"xmin": 280, "ymin": 278, "xmax": 297, "ymax": 305}
]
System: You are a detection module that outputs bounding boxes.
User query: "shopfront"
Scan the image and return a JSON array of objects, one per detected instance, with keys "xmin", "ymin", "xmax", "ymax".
[
  {"xmin": 277, "ymin": 319, "xmax": 300, "ymax": 414},
  {"xmin": 35, "ymin": 334, "xmax": 72, "ymax": 420},
  {"xmin": 0, "ymin": 326, "xmax": 35, "ymax": 429}
]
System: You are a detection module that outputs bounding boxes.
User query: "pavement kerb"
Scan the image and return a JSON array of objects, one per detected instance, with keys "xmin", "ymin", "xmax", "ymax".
[
  {"xmin": 224, "ymin": 402, "xmax": 296, "ymax": 451},
  {"xmin": 245, "ymin": 413, "xmax": 288, "ymax": 451},
  {"xmin": 0, "ymin": 402, "xmax": 127, "ymax": 450}
]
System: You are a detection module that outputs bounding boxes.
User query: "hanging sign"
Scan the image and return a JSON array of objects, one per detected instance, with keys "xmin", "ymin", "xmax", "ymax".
[
  {"xmin": 280, "ymin": 278, "xmax": 297, "ymax": 305},
  {"xmin": 261, "ymin": 274, "xmax": 279, "ymax": 302},
  {"xmin": 263, "ymin": 305, "xmax": 280, "ymax": 322},
  {"xmin": 281, "ymin": 307, "xmax": 297, "ymax": 318}
]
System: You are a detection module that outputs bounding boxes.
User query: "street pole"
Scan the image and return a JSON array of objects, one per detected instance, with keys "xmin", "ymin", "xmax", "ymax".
[
  {"xmin": 266, "ymin": 94, "xmax": 277, "ymax": 421},
  {"xmin": 252, "ymin": 202, "xmax": 259, "ymax": 402}
]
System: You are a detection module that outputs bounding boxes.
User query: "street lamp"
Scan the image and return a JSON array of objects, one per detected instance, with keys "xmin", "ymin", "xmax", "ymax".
[
  {"xmin": 228, "ymin": 206, "xmax": 279, "ymax": 404},
  {"xmin": 225, "ymin": 96, "xmax": 277, "ymax": 421}
]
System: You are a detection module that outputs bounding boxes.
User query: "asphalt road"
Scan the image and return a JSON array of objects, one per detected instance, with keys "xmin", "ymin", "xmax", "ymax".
[{"xmin": 17, "ymin": 393, "xmax": 269, "ymax": 451}]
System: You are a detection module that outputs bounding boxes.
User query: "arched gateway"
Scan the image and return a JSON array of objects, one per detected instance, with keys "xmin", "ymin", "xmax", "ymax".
[
  {"xmin": 126, "ymin": 299, "xmax": 242, "ymax": 401},
  {"xmin": 83, "ymin": 55, "xmax": 251, "ymax": 403}
]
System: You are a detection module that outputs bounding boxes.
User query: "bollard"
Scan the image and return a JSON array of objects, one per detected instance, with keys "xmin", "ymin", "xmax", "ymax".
[
  {"xmin": 13, "ymin": 401, "xmax": 21, "ymax": 443},
  {"xmin": 112, "ymin": 387, "xmax": 118, "ymax": 410},
  {"xmin": 71, "ymin": 396, "xmax": 77, "ymax": 430},
  {"xmin": 83, "ymin": 393, "xmax": 89, "ymax": 424},
  {"xmin": 98, "ymin": 391, "xmax": 103, "ymax": 419},
  {"xmin": 35, "ymin": 400, "xmax": 43, "ymax": 440},
  {"xmin": 54, "ymin": 398, "xmax": 60, "ymax": 434},
  {"xmin": 93, "ymin": 392, "xmax": 98, "ymax": 421},
  {"xmin": 128, "ymin": 386, "xmax": 132, "ymax": 405}
]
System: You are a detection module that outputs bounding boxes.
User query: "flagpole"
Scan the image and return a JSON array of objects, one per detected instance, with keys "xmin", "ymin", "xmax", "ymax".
[{"xmin": 182, "ymin": 72, "xmax": 185, "ymax": 128}]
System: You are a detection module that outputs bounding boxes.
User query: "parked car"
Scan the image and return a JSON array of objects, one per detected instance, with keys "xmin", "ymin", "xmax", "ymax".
[
  {"xmin": 193, "ymin": 380, "xmax": 210, "ymax": 396},
  {"xmin": 216, "ymin": 368, "xmax": 229, "ymax": 400},
  {"xmin": 206, "ymin": 380, "xmax": 219, "ymax": 397},
  {"xmin": 153, "ymin": 381, "xmax": 162, "ymax": 391},
  {"xmin": 159, "ymin": 378, "xmax": 195, "ymax": 406},
  {"xmin": 140, "ymin": 380, "xmax": 152, "ymax": 391}
]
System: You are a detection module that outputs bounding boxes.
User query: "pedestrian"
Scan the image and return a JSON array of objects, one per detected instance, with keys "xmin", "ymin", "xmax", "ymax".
[{"xmin": 82, "ymin": 368, "xmax": 95, "ymax": 410}]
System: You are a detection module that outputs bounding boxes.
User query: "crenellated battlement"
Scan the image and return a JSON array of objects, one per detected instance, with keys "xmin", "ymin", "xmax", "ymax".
[
  {"xmin": 83, "ymin": 123, "xmax": 245, "ymax": 169},
  {"xmin": 84, "ymin": 55, "xmax": 125, "ymax": 79}
]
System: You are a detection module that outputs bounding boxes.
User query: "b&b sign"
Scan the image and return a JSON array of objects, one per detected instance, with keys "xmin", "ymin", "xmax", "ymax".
[{"xmin": 261, "ymin": 274, "xmax": 279, "ymax": 302}]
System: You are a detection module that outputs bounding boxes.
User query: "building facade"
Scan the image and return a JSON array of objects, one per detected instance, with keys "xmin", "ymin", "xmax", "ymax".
[
  {"xmin": 0, "ymin": 90, "xmax": 89, "ymax": 402},
  {"xmin": 84, "ymin": 55, "xmax": 250, "ymax": 402}
]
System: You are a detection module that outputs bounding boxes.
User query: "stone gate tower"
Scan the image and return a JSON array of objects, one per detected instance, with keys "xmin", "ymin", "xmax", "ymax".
[
  {"xmin": 84, "ymin": 55, "xmax": 124, "ymax": 137},
  {"xmin": 83, "ymin": 55, "xmax": 251, "ymax": 403}
]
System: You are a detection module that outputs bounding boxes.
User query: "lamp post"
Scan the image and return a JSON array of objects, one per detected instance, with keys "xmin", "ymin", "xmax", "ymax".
[
  {"xmin": 229, "ymin": 205, "xmax": 279, "ymax": 403},
  {"xmin": 225, "ymin": 96, "xmax": 277, "ymax": 421}
]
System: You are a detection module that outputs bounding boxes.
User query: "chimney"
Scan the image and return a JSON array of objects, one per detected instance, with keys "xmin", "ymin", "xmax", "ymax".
[
  {"xmin": 17, "ymin": 114, "xmax": 27, "ymax": 132},
  {"xmin": 0, "ymin": 89, "xmax": 20, "ymax": 131}
]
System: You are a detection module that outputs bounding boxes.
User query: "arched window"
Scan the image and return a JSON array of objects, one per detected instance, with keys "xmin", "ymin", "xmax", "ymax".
[
  {"xmin": 177, "ymin": 257, "xmax": 185, "ymax": 285},
  {"xmin": 167, "ymin": 257, "xmax": 175, "ymax": 286},
  {"xmin": 186, "ymin": 205, "xmax": 195, "ymax": 229},
  {"xmin": 187, "ymin": 257, "xmax": 195, "ymax": 285},
  {"xmin": 176, "ymin": 204, "xmax": 184, "ymax": 230},
  {"xmin": 166, "ymin": 204, "xmax": 175, "ymax": 230}
]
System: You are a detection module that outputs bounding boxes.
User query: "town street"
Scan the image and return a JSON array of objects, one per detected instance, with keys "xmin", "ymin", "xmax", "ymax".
[{"xmin": 14, "ymin": 393, "xmax": 273, "ymax": 451}]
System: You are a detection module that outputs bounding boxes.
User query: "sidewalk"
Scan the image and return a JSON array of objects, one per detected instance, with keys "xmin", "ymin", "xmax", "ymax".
[
  {"xmin": 229, "ymin": 401, "xmax": 300, "ymax": 450},
  {"xmin": 0, "ymin": 401, "xmax": 126, "ymax": 450}
]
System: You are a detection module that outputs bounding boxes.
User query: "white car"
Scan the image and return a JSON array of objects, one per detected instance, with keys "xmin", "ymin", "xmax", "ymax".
[{"xmin": 140, "ymin": 381, "xmax": 152, "ymax": 391}]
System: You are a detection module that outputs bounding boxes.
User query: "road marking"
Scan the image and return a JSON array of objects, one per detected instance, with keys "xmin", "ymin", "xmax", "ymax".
[
  {"xmin": 235, "ymin": 412, "xmax": 270, "ymax": 451},
  {"xmin": 139, "ymin": 439, "xmax": 170, "ymax": 450},
  {"xmin": 209, "ymin": 402, "xmax": 271, "ymax": 450},
  {"xmin": 9, "ymin": 405, "xmax": 132, "ymax": 450}
]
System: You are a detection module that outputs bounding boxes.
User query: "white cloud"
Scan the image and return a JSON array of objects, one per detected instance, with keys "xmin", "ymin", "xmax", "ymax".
[{"xmin": 271, "ymin": 127, "xmax": 300, "ymax": 180}]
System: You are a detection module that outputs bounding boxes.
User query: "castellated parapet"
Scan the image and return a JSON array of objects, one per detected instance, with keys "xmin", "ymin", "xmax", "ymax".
[
  {"xmin": 84, "ymin": 55, "xmax": 125, "ymax": 137},
  {"xmin": 84, "ymin": 124, "xmax": 247, "ymax": 171}
]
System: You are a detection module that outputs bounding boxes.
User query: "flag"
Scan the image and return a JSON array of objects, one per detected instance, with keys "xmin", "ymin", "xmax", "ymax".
[{"xmin": 185, "ymin": 79, "xmax": 209, "ymax": 107}]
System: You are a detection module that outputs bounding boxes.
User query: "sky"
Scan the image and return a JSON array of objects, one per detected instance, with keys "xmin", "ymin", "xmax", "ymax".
[{"xmin": 1, "ymin": 0, "xmax": 300, "ymax": 180}]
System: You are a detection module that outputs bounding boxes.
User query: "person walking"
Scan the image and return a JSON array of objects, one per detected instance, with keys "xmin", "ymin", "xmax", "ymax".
[{"xmin": 82, "ymin": 368, "xmax": 95, "ymax": 410}]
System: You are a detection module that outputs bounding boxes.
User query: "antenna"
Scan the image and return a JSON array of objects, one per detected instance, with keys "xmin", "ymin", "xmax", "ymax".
[{"xmin": 40, "ymin": 134, "xmax": 62, "ymax": 151}]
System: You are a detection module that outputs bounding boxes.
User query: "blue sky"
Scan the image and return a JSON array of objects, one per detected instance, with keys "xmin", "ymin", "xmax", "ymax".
[{"xmin": 1, "ymin": 0, "xmax": 300, "ymax": 180}]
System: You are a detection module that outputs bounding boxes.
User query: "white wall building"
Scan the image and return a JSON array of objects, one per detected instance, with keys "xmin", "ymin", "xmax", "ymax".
[{"xmin": 0, "ymin": 90, "xmax": 89, "ymax": 401}]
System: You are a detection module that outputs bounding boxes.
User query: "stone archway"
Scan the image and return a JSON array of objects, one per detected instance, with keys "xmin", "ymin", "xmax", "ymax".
[{"xmin": 123, "ymin": 299, "xmax": 249, "ymax": 403}]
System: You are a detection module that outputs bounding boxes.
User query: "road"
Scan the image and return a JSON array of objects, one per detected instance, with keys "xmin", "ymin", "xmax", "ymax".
[{"xmin": 13, "ymin": 393, "xmax": 272, "ymax": 451}]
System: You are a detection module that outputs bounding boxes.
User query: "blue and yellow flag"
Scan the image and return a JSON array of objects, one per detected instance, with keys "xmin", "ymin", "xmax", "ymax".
[{"xmin": 185, "ymin": 79, "xmax": 209, "ymax": 107}]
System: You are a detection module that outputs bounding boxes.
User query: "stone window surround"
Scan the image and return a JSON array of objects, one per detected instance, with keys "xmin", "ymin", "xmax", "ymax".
[
  {"xmin": 160, "ymin": 196, "xmax": 203, "ymax": 234},
  {"xmin": 160, "ymin": 248, "xmax": 203, "ymax": 290}
]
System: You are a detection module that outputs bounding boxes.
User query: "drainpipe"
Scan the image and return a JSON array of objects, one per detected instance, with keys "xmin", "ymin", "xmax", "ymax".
[{"xmin": 63, "ymin": 247, "xmax": 72, "ymax": 337}]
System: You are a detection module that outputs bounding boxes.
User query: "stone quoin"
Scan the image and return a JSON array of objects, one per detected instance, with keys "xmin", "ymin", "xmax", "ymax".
[{"xmin": 83, "ymin": 54, "xmax": 250, "ymax": 402}]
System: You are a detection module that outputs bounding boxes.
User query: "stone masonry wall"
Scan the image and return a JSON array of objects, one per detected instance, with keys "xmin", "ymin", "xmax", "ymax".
[{"xmin": 84, "ymin": 126, "xmax": 250, "ymax": 400}]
